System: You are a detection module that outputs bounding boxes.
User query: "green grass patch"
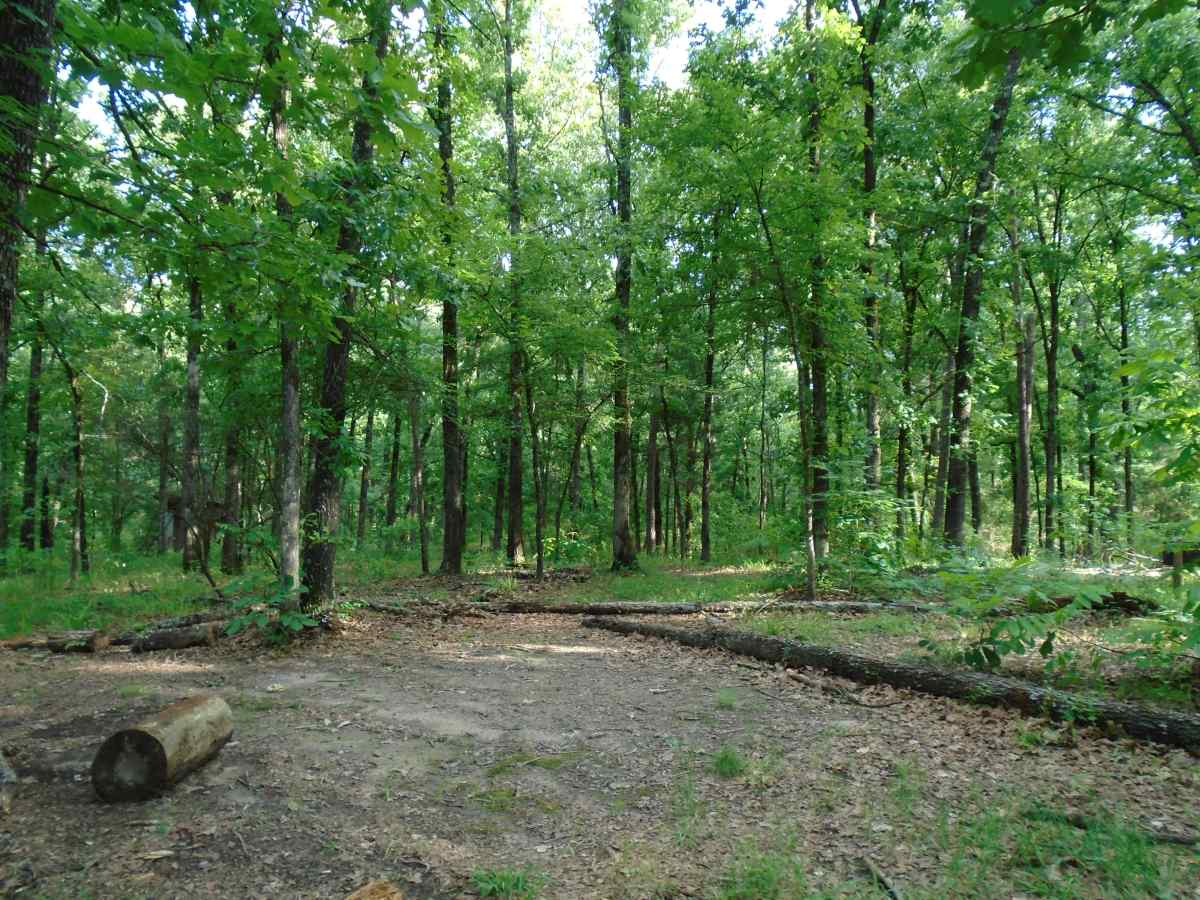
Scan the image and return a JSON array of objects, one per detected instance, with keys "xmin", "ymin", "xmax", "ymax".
[
  {"xmin": 472, "ymin": 868, "xmax": 543, "ymax": 899},
  {"xmin": 567, "ymin": 557, "xmax": 788, "ymax": 606},
  {"xmin": 711, "ymin": 746, "xmax": 748, "ymax": 779},
  {"xmin": 717, "ymin": 846, "xmax": 810, "ymax": 900},
  {"xmin": 716, "ymin": 687, "xmax": 738, "ymax": 710},
  {"xmin": 486, "ymin": 750, "xmax": 587, "ymax": 778}
]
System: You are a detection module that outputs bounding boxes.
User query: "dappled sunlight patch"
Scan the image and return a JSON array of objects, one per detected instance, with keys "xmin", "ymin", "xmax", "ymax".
[{"xmin": 71, "ymin": 657, "xmax": 215, "ymax": 676}]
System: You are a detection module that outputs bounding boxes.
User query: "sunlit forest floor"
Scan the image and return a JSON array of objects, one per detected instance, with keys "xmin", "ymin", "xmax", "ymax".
[{"xmin": 2, "ymin": 553, "xmax": 1198, "ymax": 898}]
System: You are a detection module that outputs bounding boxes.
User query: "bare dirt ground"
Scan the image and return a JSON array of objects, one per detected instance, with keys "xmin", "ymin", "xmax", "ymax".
[{"xmin": 2, "ymin": 576, "xmax": 1199, "ymax": 899}]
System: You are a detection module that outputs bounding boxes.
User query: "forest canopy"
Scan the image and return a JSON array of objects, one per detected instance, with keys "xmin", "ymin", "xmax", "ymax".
[{"xmin": 1, "ymin": 0, "xmax": 1198, "ymax": 614}]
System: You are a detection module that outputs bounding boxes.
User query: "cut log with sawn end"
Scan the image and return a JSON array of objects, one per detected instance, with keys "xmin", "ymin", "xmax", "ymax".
[{"xmin": 91, "ymin": 694, "xmax": 233, "ymax": 802}]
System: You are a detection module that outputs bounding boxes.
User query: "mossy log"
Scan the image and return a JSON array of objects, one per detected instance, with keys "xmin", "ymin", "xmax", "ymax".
[
  {"xmin": 582, "ymin": 617, "xmax": 1200, "ymax": 751},
  {"xmin": 91, "ymin": 694, "xmax": 233, "ymax": 801}
]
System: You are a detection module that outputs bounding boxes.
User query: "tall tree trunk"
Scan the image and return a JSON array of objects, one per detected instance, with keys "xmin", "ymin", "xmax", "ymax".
[
  {"xmin": 895, "ymin": 268, "xmax": 917, "ymax": 540},
  {"xmin": 356, "ymin": 405, "xmax": 375, "ymax": 549},
  {"xmin": 19, "ymin": 241, "xmax": 45, "ymax": 554},
  {"xmin": 968, "ymin": 451, "xmax": 983, "ymax": 534},
  {"xmin": 385, "ymin": 411, "xmax": 400, "ymax": 547},
  {"xmin": 1013, "ymin": 307, "xmax": 1035, "ymax": 557},
  {"xmin": 503, "ymin": 0, "xmax": 525, "ymax": 567},
  {"xmin": 492, "ymin": 443, "xmax": 507, "ymax": 553},
  {"xmin": 856, "ymin": 0, "xmax": 888, "ymax": 494},
  {"xmin": 434, "ymin": 7, "xmax": 465, "ymax": 575},
  {"xmin": 301, "ymin": 4, "xmax": 388, "ymax": 607},
  {"xmin": 700, "ymin": 214, "xmax": 721, "ymax": 563},
  {"xmin": 220, "ymin": 300, "xmax": 243, "ymax": 574},
  {"xmin": 609, "ymin": 0, "xmax": 637, "ymax": 571},
  {"xmin": 805, "ymin": 0, "xmax": 830, "ymax": 560},
  {"xmin": 932, "ymin": 351, "xmax": 954, "ymax": 537},
  {"xmin": 39, "ymin": 473, "xmax": 52, "ymax": 550},
  {"xmin": 645, "ymin": 411, "xmax": 659, "ymax": 552},
  {"xmin": 944, "ymin": 48, "xmax": 1023, "ymax": 546},
  {"xmin": 268, "ymin": 17, "xmax": 301, "ymax": 595},
  {"xmin": 1118, "ymin": 280, "xmax": 1133, "ymax": 546},
  {"xmin": 524, "ymin": 365, "xmax": 546, "ymax": 578},
  {"xmin": 181, "ymin": 277, "xmax": 203, "ymax": 573},
  {"xmin": 0, "ymin": 0, "xmax": 57, "ymax": 573},
  {"xmin": 408, "ymin": 388, "xmax": 429, "ymax": 575},
  {"xmin": 758, "ymin": 328, "xmax": 769, "ymax": 530},
  {"xmin": 56, "ymin": 353, "xmax": 88, "ymax": 580}
]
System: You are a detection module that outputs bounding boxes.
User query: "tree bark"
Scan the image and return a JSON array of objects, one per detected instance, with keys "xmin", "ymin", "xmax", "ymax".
[
  {"xmin": 385, "ymin": 410, "xmax": 400, "ymax": 546},
  {"xmin": 944, "ymin": 48, "xmax": 1023, "ymax": 546},
  {"xmin": 356, "ymin": 405, "xmax": 375, "ymax": 549},
  {"xmin": 220, "ymin": 300, "xmax": 243, "ymax": 575},
  {"xmin": 1013, "ymin": 307, "xmax": 1035, "ymax": 557},
  {"xmin": 181, "ymin": 277, "xmax": 203, "ymax": 572},
  {"xmin": 492, "ymin": 443, "xmax": 507, "ymax": 553},
  {"xmin": 645, "ymin": 411, "xmax": 659, "ymax": 552},
  {"xmin": 301, "ymin": 4, "xmax": 388, "ymax": 606},
  {"xmin": 503, "ymin": 0, "xmax": 526, "ymax": 567},
  {"xmin": 19, "ymin": 247, "xmax": 45, "ymax": 554}
]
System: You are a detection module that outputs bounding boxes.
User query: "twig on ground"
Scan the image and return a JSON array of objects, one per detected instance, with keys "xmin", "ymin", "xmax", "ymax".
[{"xmin": 861, "ymin": 856, "xmax": 904, "ymax": 900}]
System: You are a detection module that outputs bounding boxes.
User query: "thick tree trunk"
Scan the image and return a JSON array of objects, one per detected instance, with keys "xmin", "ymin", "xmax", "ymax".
[
  {"xmin": 434, "ymin": 9, "xmax": 465, "ymax": 575},
  {"xmin": 356, "ymin": 405, "xmax": 374, "ymax": 549},
  {"xmin": 0, "ymin": 0, "xmax": 57, "ymax": 572},
  {"xmin": 301, "ymin": 7, "xmax": 387, "ymax": 607},
  {"xmin": 584, "ymin": 618, "xmax": 1200, "ymax": 751},
  {"xmin": 91, "ymin": 695, "xmax": 233, "ymax": 802},
  {"xmin": 609, "ymin": 0, "xmax": 637, "ymax": 571},
  {"xmin": 944, "ymin": 49, "xmax": 1023, "ymax": 546}
]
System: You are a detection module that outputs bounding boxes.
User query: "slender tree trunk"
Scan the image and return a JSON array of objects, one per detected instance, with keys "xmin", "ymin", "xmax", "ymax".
[
  {"xmin": 944, "ymin": 48, "xmax": 1023, "ymax": 546},
  {"xmin": 385, "ymin": 411, "xmax": 400, "ymax": 547},
  {"xmin": 968, "ymin": 451, "xmax": 982, "ymax": 534},
  {"xmin": 645, "ymin": 412, "xmax": 659, "ymax": 552},
  {"xmin": 220, "ymin": 300, "xmax": 243, "ymax": 575},
  {"xmin": 857, "ymin": 0, "xmax": 888, "ymax": 494},
  {"xmin": 503, "ymin": 0, "xmax": 525, "ymax": 568},
  {"xmin": 408, "ymin": 388, "xmax": 429, "ymax": 574},
  {"xmin": 56, "ymin": 354, "xmax": 88, "ymax": 580},
  {"xmin": 39, "ymin": 473, "xmax": 52, "ymax": 550},
  {"xmin": 805, "ymin": 0, "xmax": 830, "ymax": 560},
  {"xmin": 181, "ymin": 277, "xmax": 203, "ymax": 573},
  {"xmin": 932, "ymin": 351, "xmax": 954, "ymax": 537},
  {"xmin": 301, "ymin": 5, "xmax": 387, "ymax": 606},
  {"xmin": 1118, "ymin": 281, "xmax": 1133, "ymax": 546},
  {"xmin": 701, "ymin": 216, "xmax": 721, "ymax": 562},
  {"xmin": 19, "ymin": 245, "xmax": 45, "ymax": 554},
  {"xmin": 268, "ymin": 18, "xmax": 301, "ymax": 595},
  {"xmin": 608, "ymin": 0, "xmax": 637, "ymax": 571},
  {"xmin": 1013, "ymin": 308, "xmax": 1034, "ymax": 557},
  {"xmin": 492, "ymin": 444, "xmax": 506, "ymax": 554},
  {"xmin": 356, "ymin": 405, "xmax": 375, "ymax": 549},
  {"xmin": 758, "ymin": 329, "xmax": 769, "ymax": 530},
  {"xmin": 524, "ymin": 368, "xmax": 546, "ymax": 577},
  {"xmin": 434, "ymin": 7, "xmax": 465, "ymax": 575}
]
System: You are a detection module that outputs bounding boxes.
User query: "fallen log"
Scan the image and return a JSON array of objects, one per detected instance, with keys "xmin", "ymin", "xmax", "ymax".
[
  {"xmin": 582, "ymin": 618, "xmax": 1200, "ymax": 751},
  {"xmin": 91, "ymin": 694, "xmax": 233, "ymax": 801},
  {"xmin": 483, "ymin": 599, "xmax": 934, "ymax": 616},
  {"xmin": 1, "ymin": 749, "xmax": 16, "ymax": 815},
  {"xmin": 1, "ymin": 629, "xmax": 111, "ymax": 652},
  {"xmin": 130, "ymin": 622, "xmax": 223, "ymax": 653},
  {"xmin": 991, "ymin": 590, "xmax": 1156, "ymax": 617},
  {"xmin": 114, "ymin": 611, "xmax": 229, "ymax": 646}
]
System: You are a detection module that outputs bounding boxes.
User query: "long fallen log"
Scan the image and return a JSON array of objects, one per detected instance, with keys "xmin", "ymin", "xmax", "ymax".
[
  {"xmin": 1, "ymin": 749, "xmax": 16, "ymax": 815},
  {"xmin": 114, "ymin": 611, "xmax": 229, "ymax": 646},
  {"xmin": 366, "ymin": 599, "xmax": 935, "ymax": 617},
  {"xmin": 130, "ymin": 622, "xmax": 224, "ymax": 653},
  {"xmin": 1, "ymin": 629, "xmax": 112, "ymax": 653},
  {"xmin": 91, "ymin": 694, "xmax": 233, "ymax": 801},
  {"xmin": 582, "ymin": 618, "xmax": 1200, "ymax": 751}
]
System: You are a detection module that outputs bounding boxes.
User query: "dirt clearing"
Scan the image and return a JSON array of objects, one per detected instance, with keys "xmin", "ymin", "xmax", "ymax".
[{"xmin": 2, "ymin": 602, "xmax": 1198, "ymax": 898}]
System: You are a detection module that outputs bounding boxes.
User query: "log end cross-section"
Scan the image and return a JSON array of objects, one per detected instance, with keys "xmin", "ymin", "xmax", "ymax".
[{"xmin": 91, "ymin": 694, "xmax": 233, "ymax": 802}]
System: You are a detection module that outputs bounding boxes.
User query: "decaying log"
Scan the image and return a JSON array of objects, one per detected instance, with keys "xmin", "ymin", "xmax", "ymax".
[
  {"xmin": 582, "ymin": 618, "xmax": 1200, "ymax": 751},
  {"xmin": 1, "ymin": 749, "xmax": 16, "ymax": 815},
  {"xmin": 114, "ymin": 611, "xmax": 229, "ymax": 646},
  {"xmin": 130, "ymin": 622, "xmax": 223, "ymax": 653},
  {"xmin": 91, "ymin": 694, "xmax": 233, "ymax": 801},
  {"xmin": 1, "ymin": 629, "xmax": 110, "ymax": 652}
]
